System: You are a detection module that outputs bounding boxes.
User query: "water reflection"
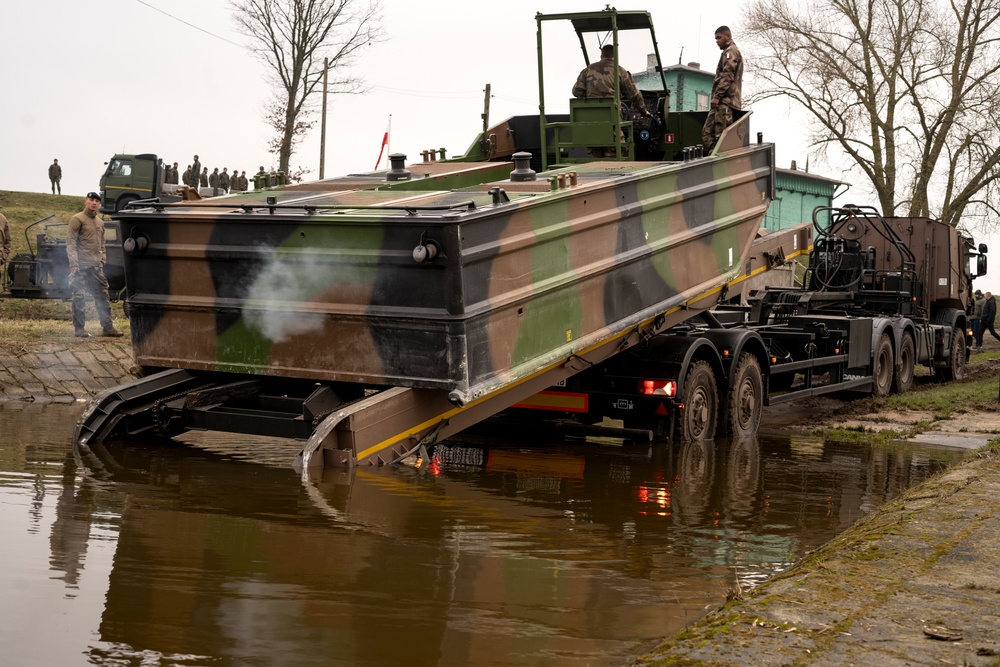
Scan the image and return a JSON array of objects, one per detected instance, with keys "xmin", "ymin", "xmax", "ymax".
[{"xmin": 0, "ymin": 403, "xmax": 968, "ymax": 666}]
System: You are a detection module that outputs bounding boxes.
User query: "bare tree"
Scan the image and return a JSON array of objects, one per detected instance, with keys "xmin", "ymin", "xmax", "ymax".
[
  {"xmin": 743, "ymin": 0, "xmax": 1000, "ymax": 229},
  {"xmin": 231, "ymin": 0, "xmax": 384, "ymax": 176}
]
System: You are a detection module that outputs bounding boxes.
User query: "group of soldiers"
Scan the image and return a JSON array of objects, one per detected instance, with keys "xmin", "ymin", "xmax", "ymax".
[{"xmin": 162, "ymin": 155, "xmax": 251, "ymax": 193}]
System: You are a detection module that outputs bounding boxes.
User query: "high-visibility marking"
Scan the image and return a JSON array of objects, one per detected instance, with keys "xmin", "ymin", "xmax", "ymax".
[{"xmin": 513, "ymin": 390, "xmax": 589, "ymax": 413}]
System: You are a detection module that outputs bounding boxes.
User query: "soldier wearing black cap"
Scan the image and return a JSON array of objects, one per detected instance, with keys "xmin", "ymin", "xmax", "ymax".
[{"xmin": 67, "ymin": 192, "xmax": 123, "ymax": 338}]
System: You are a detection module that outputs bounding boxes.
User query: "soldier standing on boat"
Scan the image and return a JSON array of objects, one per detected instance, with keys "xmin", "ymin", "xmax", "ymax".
[{"xmin": 702, "ymin": 25, "xmax": 744, "ymax": 151}]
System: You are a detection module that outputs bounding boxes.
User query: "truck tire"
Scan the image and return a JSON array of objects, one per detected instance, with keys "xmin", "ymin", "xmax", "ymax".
[
  {"xmin": 893, "ymin": 332, "xmax": 915, "ymax": 393},
  {"xmin": 725, "ymin": 353, "xmax": 762, "ymax": 438},
  {"xmin": 873, "ymin": 333, "xmax": 894, "ymax": 397},
  {"xmin": 679, "ymin": 360, "xmax": 718, "ymax": 442},
  {"xmin": 936, "ymin": 326, "xmax": 966, "ymax": 382},
  {"xmin": 116, "ymin": 195, "xmax": 138, "ymax": 212}
]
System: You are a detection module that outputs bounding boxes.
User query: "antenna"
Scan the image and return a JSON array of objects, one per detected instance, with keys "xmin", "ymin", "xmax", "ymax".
[{"xmin": 678, "ymin": 45, "xmax": 684, "ymax": 65}]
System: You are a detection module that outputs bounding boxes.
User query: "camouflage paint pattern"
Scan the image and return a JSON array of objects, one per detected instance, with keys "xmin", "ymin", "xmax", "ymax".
[{"xmin": 117, "ymin": 143, "xmax": 773, "ymax": 406}]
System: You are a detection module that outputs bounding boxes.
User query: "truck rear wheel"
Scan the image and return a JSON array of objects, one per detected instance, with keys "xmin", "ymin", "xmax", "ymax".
[
  {"xmin": 679, "ymin": 360, "xmax": 718, "ymax": 442},
  {"xmin": 893, "ymin": 332, "xmax": 915, "ymax": 393},
  {"xmin": 873, "ymin": 333, "xmax": 894, "ymax": 397},
  {"xmin": 116, "ymin": 195, "xmax": 138, "ymax": 212},
  {"xmin": 725, "ymin": 353, "xmax": 762, "ymax": 438},
  {"xmin": 936, "ymin": 326, "xmax": 966, "ymax": 382}
]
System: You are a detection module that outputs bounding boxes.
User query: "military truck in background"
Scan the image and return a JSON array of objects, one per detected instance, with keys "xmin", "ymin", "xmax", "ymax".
[{"xmin": 99, "ymin": 153, "xmax": 204, "ymax": 214}]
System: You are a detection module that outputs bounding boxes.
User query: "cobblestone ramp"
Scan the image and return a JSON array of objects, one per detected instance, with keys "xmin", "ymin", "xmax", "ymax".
[{"xmin": 0, "ymin": 340, "xmax": 135, "ymax": 403}]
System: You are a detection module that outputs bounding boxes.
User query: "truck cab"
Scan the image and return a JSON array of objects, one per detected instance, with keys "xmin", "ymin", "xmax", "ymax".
[{"xmin": 100, "ymin": 153, "xmax": 161, "ymax": 214}]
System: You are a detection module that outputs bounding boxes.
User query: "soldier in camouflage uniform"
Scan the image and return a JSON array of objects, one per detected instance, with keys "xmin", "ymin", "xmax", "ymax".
[
  {"xmin": 702, "ymin": 26, "xmax": 744, "ymax": 151},
  {"xmin": 220, "ymin": 168, "xmax": 231, "ymax": 193},
  {"xmin": 0, "ymin": 208, "xmax": 11, "ymax": 272},
  {"xmin": 572, "ymin": 44, "xmax": 650, "ymax": 157},
  {"xmin": 168, "ymin": 162, "xmax": 180, "ymax": 185},
  {"xmin": 200, "ymin": 168, "xmax": 209, "ymax": 188},
  {"xmin": 182, "ymin": 165, "xmax": 192, "ymax": 187},
  {"xmin": 49, "ymin": 159, "xmax": 62, "ymax": 194},
  {"xmin": 238, "ymin": 171, "xmax": 249, "ymax": 192},
  {"xmin": 191, "ymin": 155, "xmax": 201, "ymax": 184},
  {"xmin": 67, "ymin": 193, "xmax": 123, "ymax": 338},
  {"xmin": 573, "ymin": 44, "xmax": 649, "ymax": 113},
  {"xmin": 209, "ymin": 167, "xmax": 221, "ymax": 193}
]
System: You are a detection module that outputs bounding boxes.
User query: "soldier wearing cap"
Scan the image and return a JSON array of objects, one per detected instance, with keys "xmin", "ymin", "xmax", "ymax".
[
  {"xmin": 167, "ymin": 162, "xmax": 180, "ymax": 185},
  {"xmin": 49, "ymin": 159, "xmax": 62, "ymax": 195},
  {"xmin": 220, "ymin": 167, "xmax": 231, "ymax": 193},
  {"xmin": 67, "ymin": 193, "xmax": 123, "ymax": 338},
  {"xmin": 702, "ymin": 25, "xmax": 744, "ymax": 151},
  {"xmin": 191, "ymin": 155, "xmax": 201, "ymax": 182}
]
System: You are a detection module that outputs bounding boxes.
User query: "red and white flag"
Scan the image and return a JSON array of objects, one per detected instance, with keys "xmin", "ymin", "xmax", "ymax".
[{"xmin": 374, "ymin": 116, "xmax": 391, "ymax": 170}]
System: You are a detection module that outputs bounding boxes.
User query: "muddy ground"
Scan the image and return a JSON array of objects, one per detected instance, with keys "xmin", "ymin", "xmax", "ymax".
[{"xmin": 632, "ymin": 353, "xmax": 1000, "ymax": 667}]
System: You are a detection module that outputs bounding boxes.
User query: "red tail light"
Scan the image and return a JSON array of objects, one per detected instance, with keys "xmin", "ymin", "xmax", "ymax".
[{"xmin": 639, "ymin": 379, "xmax": 677, "ymax": 396}]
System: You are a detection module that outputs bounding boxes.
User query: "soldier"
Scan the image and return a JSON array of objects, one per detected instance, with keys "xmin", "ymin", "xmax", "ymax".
[
  {"xmin": 200, "ymin": 168, "xmax": 209, "ymax": 188},
  {"xmin": 182, "ymin": 165, "xmax": 192, "ymax": 187},
  {"xmin": 238, "ymin": 171, "xmax": 249, "ymax": 192},
  {"xmin": 168, "ymin": 162, "xmax": 180, "ymax": 185},
  {"xmin": 191, "ymin": 154, "xmax": 201, "ymax": 182},
  {"xmin": 66, "ymin": 192, "xmax": 123, "ymax": 338},
  {"xmin": 49, "ymin": 159, "xmax": 62, "ymax": 195},
  {"xmin": 702, "ymin": 25, "xmax": 744, "ymax": 151},
  {"xmin": 219, "ymin": 168, "xmax": 230, "ymax": 193},
  {"xmin": 0, "ymin": 207, "xmax": 11, "ymax": 272},
  {"xmin": 209, "ymin": 167, "xmax": 221, "ymax": 193},
  {"xmin": 572, "ymin": 44, "xmax": 650, "ymax": 157},
  {"xmin": 572, "ymin": 44, "xmax": 649, "ymax": 115}
]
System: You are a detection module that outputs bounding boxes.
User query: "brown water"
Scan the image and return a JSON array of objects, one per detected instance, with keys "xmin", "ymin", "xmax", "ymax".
[{"xmin": 0, "ymin": 402, "xmax": 968, "ymax": 666}]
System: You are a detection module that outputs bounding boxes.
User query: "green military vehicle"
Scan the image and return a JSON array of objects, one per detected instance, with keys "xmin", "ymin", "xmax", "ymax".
[
  {"xmin": 99, "ymin": 153, "xmax": 206, "ymax": 214},
  {"xmin": 71, "ymin": 8, "xmax": 985, "ymax": 471}
]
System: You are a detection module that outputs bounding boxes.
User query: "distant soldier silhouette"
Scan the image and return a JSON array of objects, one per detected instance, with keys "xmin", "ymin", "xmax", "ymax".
[{"xmin": 49, "ymin": 159, "xmax": 62, "ymax": 194}]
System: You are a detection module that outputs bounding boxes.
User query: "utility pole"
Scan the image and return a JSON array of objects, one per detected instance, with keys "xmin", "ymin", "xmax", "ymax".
[{"xmin": 320, "ymin": 57, "xmax": 328, "ymax": 180}]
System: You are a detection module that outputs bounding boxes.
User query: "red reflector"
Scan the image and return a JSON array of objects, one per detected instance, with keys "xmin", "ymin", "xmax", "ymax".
[
  {"xmin": 664, "ymin": 133, "xmax": 675, "ymax": 143},
  {"xmin": 655, "ymin": 402, "xmax": 669, "ymax": 415},
  {"xmin": 639, "ymin": 379, "xmax": 677, "ymax": 396}
]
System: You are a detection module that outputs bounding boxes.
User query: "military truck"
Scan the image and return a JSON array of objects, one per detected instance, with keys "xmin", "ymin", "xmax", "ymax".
[
  {"xmin": 99, "ymin": 153, "xmax": 205, "ymax": 214},
  {"xmin": 73, "ymin": 8, "xmax": 984, "ymax": 469},
  {"xmin": 513, "ymin": 206, "xmax": 987, "ymax": 440}
]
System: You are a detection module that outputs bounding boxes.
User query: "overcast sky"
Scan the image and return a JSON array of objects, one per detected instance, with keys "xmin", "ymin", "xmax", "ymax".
[{"xmin": 1, "ymin": 0, "xmax": 995, "ymax": 291}]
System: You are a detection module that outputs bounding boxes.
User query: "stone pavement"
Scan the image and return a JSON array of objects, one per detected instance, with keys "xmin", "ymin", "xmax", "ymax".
[
  {"xmin": 0, "ymin": 338, "xmax": 135, "ymax": 403},
  {"xmin": 632, "ymin": 450, "xmax": 1000, "ymax": 666}
]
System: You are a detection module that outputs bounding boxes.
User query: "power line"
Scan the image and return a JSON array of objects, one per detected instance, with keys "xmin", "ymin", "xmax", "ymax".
[{"xmin": 133, "ymin": 0, "xmax": 245, "ymax": 49}]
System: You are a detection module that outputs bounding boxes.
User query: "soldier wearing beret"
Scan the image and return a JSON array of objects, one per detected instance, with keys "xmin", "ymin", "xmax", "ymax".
[{"xmin": 67, "ymin": 192, "xmax": 123, "ymax": 338}]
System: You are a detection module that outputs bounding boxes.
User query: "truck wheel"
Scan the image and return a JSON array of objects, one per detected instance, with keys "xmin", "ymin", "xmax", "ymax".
[
  {"xmin": 893, "ymin": 332, "xmax": 915, "ymax": 393},
  {"xmin": 725, "ymin": 353, "xmax": 762, "ymax": 437},
  {"xmin": 116, "ymin": 196, "xmax": 138, "ymax": 212},
  {"xmin": 936, "ymin": 326, "xmax": 966, "ymax": 382},
  {"xmin": 873, "ymin": 333, "xmax": 894, "ymax": 397},
  {"xmin": 679, "ymin": 360, "xmax": 718, "ymax": 442}
]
